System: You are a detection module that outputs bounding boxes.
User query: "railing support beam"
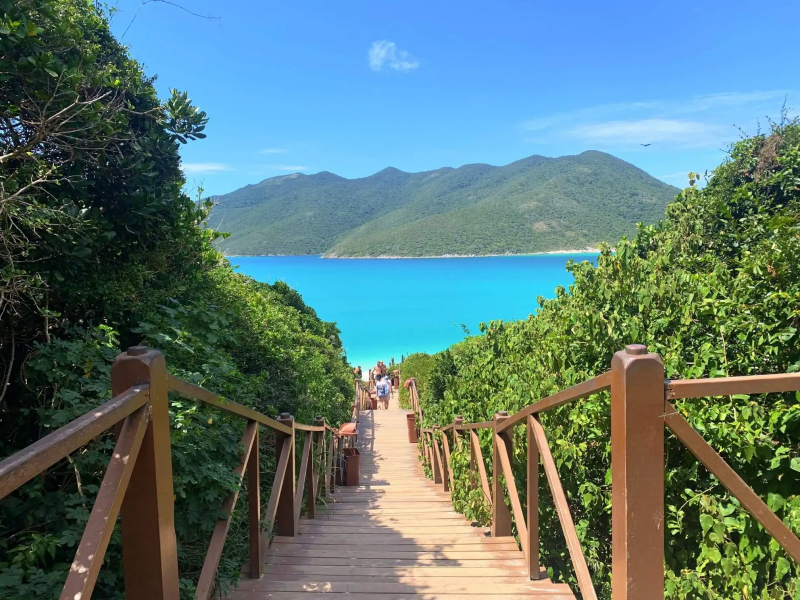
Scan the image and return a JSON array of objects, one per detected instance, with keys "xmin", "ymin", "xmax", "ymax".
[
  {"xmin": 491, "ymin": 411, "xmax": 513, "ymax": 537},
  {"xmin": 526, "ymin": 415, "xmax": 540, "ymax": 579},
  {"xmin": 275, "ymin": 413, "xmax": 296, "ymax": 537},
  {"xmin": 248, "ymin": 426, "xmax": 261, "ymax": 578},
  {"xmin": 611, "ymin": 344, "xmax": 665, "ymax": 600}
]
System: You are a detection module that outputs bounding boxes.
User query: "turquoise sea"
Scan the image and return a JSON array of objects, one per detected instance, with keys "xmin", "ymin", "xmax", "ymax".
[{"xmin": 231, "ymin": 254, "xmax": 597, "ymax": 370}]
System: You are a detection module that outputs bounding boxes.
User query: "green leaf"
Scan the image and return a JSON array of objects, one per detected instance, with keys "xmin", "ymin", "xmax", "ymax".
[
  {"xmin": 739, "ymin": 534, "xmax": 749, "ymax": 551},
  {"xmin": 26, "ymin": 21, "xmax": 37, "ymax": 36},
  {"xmin": 767, "ymin": 493, "xmax": 785, "ymax": 512},
  {"xmin": 706, "ymin": 546, "xmax": 722, "ymax": 563},
  {"xmin": 721, "ymin": 558, "xmax": 734, "ymax": 575},
  {"xmin": 700, "ymin": 513, "xmax": 714, "ymax": 536},
  {"xmin": 775, "ymin": 556, "xmax": 791, "ymax": 581},
  {"xmin": 791, "ymin": 457, "xmax": 800, "ymax": 472}
]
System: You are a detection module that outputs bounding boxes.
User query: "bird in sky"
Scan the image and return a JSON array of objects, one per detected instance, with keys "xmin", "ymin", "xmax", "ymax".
[{"xmin": 640, "ymin": 143, "xmax": 652, "ymax": 147}]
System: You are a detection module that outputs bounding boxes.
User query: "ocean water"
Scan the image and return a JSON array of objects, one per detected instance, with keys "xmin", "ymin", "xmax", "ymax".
[{"xmin": 231, "ymin": 254, "xmax": 596, "ymax": 370}]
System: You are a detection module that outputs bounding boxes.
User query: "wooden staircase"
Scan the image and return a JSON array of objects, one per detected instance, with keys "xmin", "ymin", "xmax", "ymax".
[
  {"xmin": 4, "ymin": 346, "xmax": 800, "ymax": 599},
  {"xmin": 232, "ymin": 398, "xmax": 575, "ymax": 599}
]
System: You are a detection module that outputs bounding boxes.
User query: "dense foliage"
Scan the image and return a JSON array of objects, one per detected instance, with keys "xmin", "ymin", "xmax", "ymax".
[
  {"xmin": 393, "ymin": 352, "xmax": 435, "ymax": 409},
  {"xmin": 0, "ymin": 1, "xmax": 353, "ymax": 598},
  {"xmin": 414, "ymin": 122, "xmax": 800, "ymax": 598},
  {"xmin": 210, "ymin": 152, "xmax": 678, "ymax": 257}
]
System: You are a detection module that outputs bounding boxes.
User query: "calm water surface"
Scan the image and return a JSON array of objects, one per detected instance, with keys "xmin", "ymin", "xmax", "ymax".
[{"xmin": 231, "ymin": 254, "xmax": 596, "ymax": 369}]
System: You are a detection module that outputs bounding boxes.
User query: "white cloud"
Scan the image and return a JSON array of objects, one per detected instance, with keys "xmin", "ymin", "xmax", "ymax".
[
  {"xmin": 259, "ymin": 148, "xmax": 286, "ymax": 154},
  {"xmin": 523, "ymin": 90, "xmax": 795, "ymax": 149},
  {"xmin": 369, "ymin": 41, "xmax": 419, "ymax": 72},
  {"xmin": 182, "ymin": 162, "xmax": 232, "ymax": 174}
]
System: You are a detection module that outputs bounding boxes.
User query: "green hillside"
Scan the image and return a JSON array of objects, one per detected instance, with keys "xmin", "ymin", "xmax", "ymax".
[{"xmin": 210, "ymin": 151, "xmax": 679, "ymax": 256}]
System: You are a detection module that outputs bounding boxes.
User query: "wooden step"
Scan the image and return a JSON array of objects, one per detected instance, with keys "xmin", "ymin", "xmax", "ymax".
[{"xmin": 230, "ymin": 402, "xmax": 575, "ymax": 599}]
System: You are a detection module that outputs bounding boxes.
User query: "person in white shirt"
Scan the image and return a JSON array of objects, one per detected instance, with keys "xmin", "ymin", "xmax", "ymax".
[{"xmin": 376, "ymin": 375, "xmax": 391, "ymax": 410}]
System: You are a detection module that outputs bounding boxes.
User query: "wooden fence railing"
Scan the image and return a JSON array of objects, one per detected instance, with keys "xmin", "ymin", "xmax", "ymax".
[
  {"xmin": 415, "ymin": 344, "xmax": 800, "ymax": 599},
  {"xmin": 0, "ymin": 346, "xmax": 355, "ymax": 600},
  {"xmin": 355, "ymin": 379, "xmax": 372, "ymax": 413}
]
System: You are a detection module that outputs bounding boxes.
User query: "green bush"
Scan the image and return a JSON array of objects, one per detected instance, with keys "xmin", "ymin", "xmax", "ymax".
[
  {"xmin": 394, "ymin": 353, "xmax": 436, "ymax": 409},
  {"xmin": 415, "ymin": 121, "xmax": 800, "ymax": 599}
]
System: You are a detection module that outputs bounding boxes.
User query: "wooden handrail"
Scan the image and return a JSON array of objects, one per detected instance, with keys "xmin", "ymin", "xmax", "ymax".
[
  {"xmin": 416, "ymin": 345, "xmax": 800, "ymax": 597},
  {"xmin": 294, "ymin": 422, "xmax": 326, "ymax": 432},
  {"xmin": 666, "ymin": 372, "xmax": 800, "ymax": 399},
  {"xmin": 167, "ymin": 373, "xmax": 292, "ymax": 435},
  {"xmin": 454, "ymin": 420, "xmax": 494, "ymax": 430},
  {"xmin": 0, "ymin": 384, "xmax": 149, "ymax": 499},
  {"xmin": 1, "ymin": 346, "xmax": 350, "ymax": 600},
  {"xmin": 494, "ymin": 371, "xmax": 611, "ymax": 434}
]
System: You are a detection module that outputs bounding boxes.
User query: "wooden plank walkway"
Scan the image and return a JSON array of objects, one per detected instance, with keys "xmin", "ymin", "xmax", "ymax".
[{"xmin": 231, "ymin": 392, "xmax": 575, "ymax": 599}]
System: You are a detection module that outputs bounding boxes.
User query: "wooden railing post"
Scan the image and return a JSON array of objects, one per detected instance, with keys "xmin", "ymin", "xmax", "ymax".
[
  {"xmin": 611, "ymin": 344, "xmax": 665, "ymax": 600},
  {"xmin": 111, "ymin": 346, "xmax": 179, "ymax": 600},
  {"xmin": 248, "ymin": 425, "xmax": 260, "ymax": 578},
  {"xmin": 492, "ymin": 411, "xmax": 513, "ymax": 537},
  {"xmin": 309, "ymin": 416, "xmax": 324, "ymax": 518},
  {"xmin": 275, "ymin": 413, "xmax": 296, "ymax": 537}
]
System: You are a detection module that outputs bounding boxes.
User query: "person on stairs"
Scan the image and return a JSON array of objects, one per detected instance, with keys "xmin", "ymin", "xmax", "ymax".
[{"xmin": 376, "ymin": 375, "xmax": 391, "ymax": 410}]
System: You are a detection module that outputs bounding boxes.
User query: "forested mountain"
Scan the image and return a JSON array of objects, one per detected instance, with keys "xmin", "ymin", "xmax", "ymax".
[{"xmin": 210, "ymin": 152, "xmax": 679, "ymax": 256}]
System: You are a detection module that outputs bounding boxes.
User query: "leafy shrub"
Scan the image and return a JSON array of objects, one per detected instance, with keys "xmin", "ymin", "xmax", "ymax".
[
  {"xmin": 394, "ymin": 353, "xmax": 436, "ymax": 409},
  {"xmin": 415, "ymin": 120, "xmax": 800, "ymax": 599},
  {"xmin": 0, "ymin": 1, "xmax": 353, "ymax": 598}
]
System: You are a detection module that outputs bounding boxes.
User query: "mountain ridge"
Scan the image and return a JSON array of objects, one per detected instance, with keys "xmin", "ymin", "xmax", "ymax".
[{"xmin": 209, "ymin": 151, "xmax": 680, "ymax": 257}]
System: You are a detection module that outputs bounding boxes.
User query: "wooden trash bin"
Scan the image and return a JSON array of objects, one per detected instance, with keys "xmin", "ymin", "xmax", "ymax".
[
  {"xmin": 343, "ymin": 448, "xmax": 360, "ymax": 486},
  {"xmin": 406, "ymin": 413, "xmax": 418, "ymax": 443}
]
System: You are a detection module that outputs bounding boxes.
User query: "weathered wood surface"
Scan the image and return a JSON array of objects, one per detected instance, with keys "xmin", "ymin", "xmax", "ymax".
[{"xmin": 230, "ymin": 394, "xmax": 575, "ymax": 599}]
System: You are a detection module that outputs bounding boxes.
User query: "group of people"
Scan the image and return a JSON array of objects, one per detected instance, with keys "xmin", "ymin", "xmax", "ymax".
[
  {"xmin": 372, "ymin": 360, "xmax": 400, "ymax": 410},
  {"xmin": 352, "ymin": 359, "xmax": 398, "ymax": 410}
]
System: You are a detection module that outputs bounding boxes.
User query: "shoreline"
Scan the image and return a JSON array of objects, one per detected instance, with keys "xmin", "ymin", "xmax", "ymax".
[{"xmin": 226, "ymin": 248, "xmax": 603, "ymax": 259}]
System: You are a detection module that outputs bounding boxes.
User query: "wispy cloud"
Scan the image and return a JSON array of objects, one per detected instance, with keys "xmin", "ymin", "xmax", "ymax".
[
  {"xmin": 182, "ymin": 162, "xmax": 232, "ymax": 174},
  {"xmin": 259, "ymin": 148, "xmax": 286, "ymax": 154},
  {"xmin": 369, "ymin": 41, "xmax": 419, "ymax": 72},
  {"xmin": 524, "ymin": 90, "xmax": 794, "ymax": 149}
]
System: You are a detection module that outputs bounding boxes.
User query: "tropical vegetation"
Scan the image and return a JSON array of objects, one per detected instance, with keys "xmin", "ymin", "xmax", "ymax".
[
  {"xmin": 0, "ymin": 1, "xmax": 353, "ymax": 597},
  {"xmin": 210, "ymin": 151, "xmax": 678, "ymax": 257},
  {"xmin": 393, "ymin": 352, "xmax": 436, "ymax": 410},
  {"xmin": 411, "ymin": 120, "xmax": 800, "ymax": 599}
]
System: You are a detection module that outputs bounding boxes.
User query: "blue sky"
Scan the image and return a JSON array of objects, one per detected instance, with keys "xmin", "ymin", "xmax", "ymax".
[{"xmin": 109, "ymin": 0, "xmax": 800, "ymax": 196}]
